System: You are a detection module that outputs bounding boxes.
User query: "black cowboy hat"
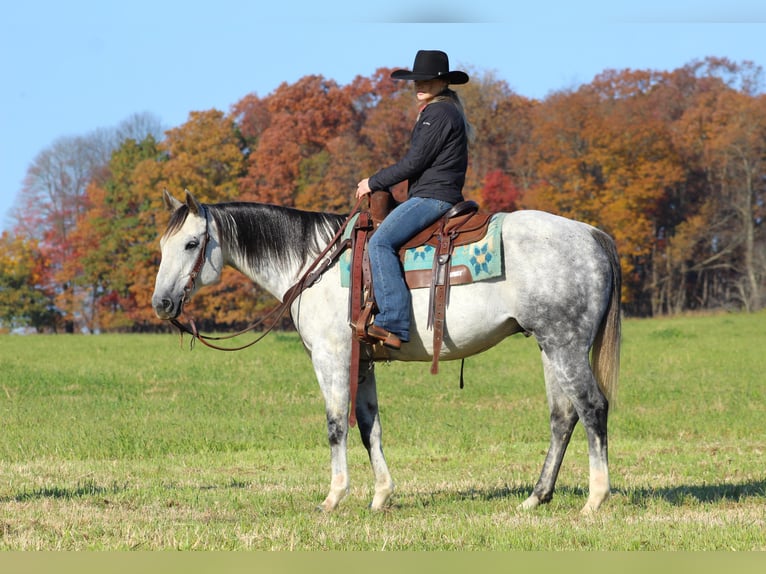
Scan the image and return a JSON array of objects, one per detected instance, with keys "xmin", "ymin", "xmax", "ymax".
[{"xmin": 390, "ymin": 50, "xmax": 469, "ymax": 85}]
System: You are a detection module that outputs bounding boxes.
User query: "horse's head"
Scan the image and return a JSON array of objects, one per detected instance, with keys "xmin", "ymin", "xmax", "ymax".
[{"xmin": 152, "ymin": 190, "xmax": 223, "ymax": 320}]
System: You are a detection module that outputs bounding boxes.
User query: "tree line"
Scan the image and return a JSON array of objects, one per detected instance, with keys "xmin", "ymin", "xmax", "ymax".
[{"xmin": 1, "ymin": 56, "xmax": 764, "ymax": 333}]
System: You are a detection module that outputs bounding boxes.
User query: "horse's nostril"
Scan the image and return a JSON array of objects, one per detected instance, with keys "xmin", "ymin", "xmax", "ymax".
[{"xmin": 152, "ymin": 295, "xmax": 174, "ymax": 314}]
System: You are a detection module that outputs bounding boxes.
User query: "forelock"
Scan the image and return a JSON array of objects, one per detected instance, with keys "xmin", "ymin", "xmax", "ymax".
[{"xmin": 162, "ymin": 205, "xmax": 191, "ymax": 240}]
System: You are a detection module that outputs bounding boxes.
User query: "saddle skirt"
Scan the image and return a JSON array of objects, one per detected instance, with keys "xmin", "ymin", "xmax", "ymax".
[{"xmin": 340, "ymin": 212, "xmax": 505, "ymax": 289}]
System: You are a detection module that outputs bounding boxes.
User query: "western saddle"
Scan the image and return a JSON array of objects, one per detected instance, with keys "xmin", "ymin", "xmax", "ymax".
[{"xmin": 346, "ymin": 191, "xmax": 492, "ymax": 423}]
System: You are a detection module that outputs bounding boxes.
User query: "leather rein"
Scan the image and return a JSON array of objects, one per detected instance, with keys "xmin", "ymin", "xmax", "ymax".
[{"xmin": 168, "ymin": 198, "xmax": 364, "ymax": 351}]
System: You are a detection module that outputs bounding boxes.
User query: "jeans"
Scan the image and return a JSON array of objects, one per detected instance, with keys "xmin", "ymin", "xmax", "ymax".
[{"xmin": 368, "ymin": 196, "xmax": 453, "ymax": 342}]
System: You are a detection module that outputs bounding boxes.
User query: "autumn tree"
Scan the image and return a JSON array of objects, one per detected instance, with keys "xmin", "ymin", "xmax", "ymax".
[
  {"xmin": 718, "ymin": 91, "xmax": 766, "ymax": 311},
  {"xmin": 295, "ymin": 72, "xmax": 403, "ymax": 212},
  {"xmin": 672, "ymin": 85, "xmax": 765, "ymax": 311},
  {"xmin": 458, "ymin": 70, "xmax": 537, "ymax": 202},
  {"xmin": 656, "ymin": 59, "xmax": 766, "ymax": 313},
  {"xmin": 11, "ymin": 133, "xmax": 114, "ymax": 331},
  {"xmin": 349, "ymin": 69, "xmax": 413, "ymax": 202},
  {"xmin": 480, "ymin": 169, "xmax": 521, "ymax": 212},
  {"xmin": 12, "ymin": 114, "xmax": 164, "ymax": 331},
  {"xmin": 520, "ymin": 70, "xmax": 689, "ymax": 313},
  {"xmin": 0, "ymin": 231, "xmax": 58, "ymax": 331},
  {"xmin": 68, "ymin": 136, "xmax": 165, "ymax": 331},
  {"xmin": 161, "ymin": 110, "xmax": 246, "ymax": 204},
  {"xmin": 238, "ymin": 76, "xmax": 359, "ymax": 209}
]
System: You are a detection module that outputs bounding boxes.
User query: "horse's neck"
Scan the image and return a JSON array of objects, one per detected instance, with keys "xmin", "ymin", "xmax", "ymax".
[
  {"xmin": 223, "ymin": 244, "xmax": 302, "ymax": 303},
  {"xmin": 216, "ymin": 208, "xmax": 331, "ymax": 302}
]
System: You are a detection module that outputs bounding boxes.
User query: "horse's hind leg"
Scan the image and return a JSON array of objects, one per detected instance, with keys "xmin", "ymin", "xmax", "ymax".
[
  {"xmin": 355, "ymin": 361, "xmax": 395, "ymax": 510},
  {"xmin": 519, "ymin": 350, "xmax": 579, "ymax": 511},
  {"xmin": 521, "ymin": 348, "xmax": 610, "ymax": 514}
]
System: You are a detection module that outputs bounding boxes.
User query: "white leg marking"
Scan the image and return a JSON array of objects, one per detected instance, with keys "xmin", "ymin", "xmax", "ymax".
[
  {"xmin": 319, "ymin": 472, "xmax": 349, "ymax": 512},
  {"xmin": 581, "ymin": 466, "xmax": 610, "ymax": 515}
]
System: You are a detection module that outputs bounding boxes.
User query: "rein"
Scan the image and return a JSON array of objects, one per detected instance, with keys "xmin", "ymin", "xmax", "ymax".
[{"xmin": 169, "ymin": 198, "xmax": 365, "ymax": 351}]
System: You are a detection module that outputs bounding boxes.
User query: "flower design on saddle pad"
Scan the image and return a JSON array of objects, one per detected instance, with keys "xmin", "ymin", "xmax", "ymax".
[
  {"xmin": 411, "ymin": 244, "xmax": 434, "ymax": 262},
  {"xmin": 470, "ymin": 242, "xmax": 493, "ymax": 275}
]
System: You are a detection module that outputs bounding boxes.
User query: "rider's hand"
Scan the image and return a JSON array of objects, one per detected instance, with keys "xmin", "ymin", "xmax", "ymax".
[{"xmin": 356, "ymin": 178, "xmax": 372, "ymax": 199}]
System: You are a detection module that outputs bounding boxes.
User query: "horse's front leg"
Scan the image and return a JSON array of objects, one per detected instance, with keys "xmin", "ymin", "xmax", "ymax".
[
  {"xmin": 319, "ymin": 406, "xmax": 350, "ymax": 512},
  {"xmin": 313, "ymin": 352, "xmax": 351, "ymax": 512},
  {"xmin": 355, "ymin": 360, "xmax": 394, "ymax": 510}
]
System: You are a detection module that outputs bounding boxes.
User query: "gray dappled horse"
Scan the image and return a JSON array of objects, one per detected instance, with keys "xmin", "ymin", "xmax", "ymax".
[{"xmin": 152, "ymin": 190, "xmax": 621, "ymax": 514}]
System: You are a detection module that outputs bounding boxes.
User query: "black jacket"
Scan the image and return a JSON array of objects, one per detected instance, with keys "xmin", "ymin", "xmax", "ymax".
[{"xmin": 368, "ymin": 98, "xmax": 467, "ymax": 205}]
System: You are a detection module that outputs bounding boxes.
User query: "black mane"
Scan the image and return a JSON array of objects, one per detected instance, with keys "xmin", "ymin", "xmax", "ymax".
[{"xmin": 208, "ymin": 202, "xmax": 346, "ymax": 272}]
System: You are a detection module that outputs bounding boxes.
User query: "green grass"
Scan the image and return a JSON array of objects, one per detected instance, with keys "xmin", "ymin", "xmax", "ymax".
[{"xmin": 0, "ymin": 312, "xmax": 765, "ymax": 550}]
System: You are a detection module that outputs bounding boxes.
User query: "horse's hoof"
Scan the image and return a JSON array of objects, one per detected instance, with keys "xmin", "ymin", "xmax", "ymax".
[
  {"xmin": 317, "ymin": 498, "xmax": 337, "ymax": 513},
  {"xmin": 369, "ymin": 482, "xmax": 394, "ymax": 511},
  {"xmin": 580, "ymin": 493, "xmax": 609, "ymax": 515},
  {"xmin": 518, "ymin": 494, "xmax": 541, "ymax": 510},
  {"xmin": 369, "ymin": 495, "xmax": 392, "ymax": 511}
]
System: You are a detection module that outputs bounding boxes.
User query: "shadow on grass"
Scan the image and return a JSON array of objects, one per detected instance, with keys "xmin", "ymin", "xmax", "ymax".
[
  {"xmin": 401, "ymin": 479, "xmax": 766, "ymax": 509},
  {"xmin": 0, "ymin": 477, "xmax": 253, "ymax": 503},
  {"xmin": 4, "ymin": 478, "xmax": 763, "ymax": 509},
  {"xmin": 617, "ymin": 479, "xmax": 766, "ymax": 506},
  {"xmin": 1, "ymin": 479, "xmax": 124, "ymax": 503}
]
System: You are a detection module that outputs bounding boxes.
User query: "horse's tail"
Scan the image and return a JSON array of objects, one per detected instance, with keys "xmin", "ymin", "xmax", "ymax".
[{"xmin": 589, "ymin": 228, "xmax": 622, "ymax": 408}]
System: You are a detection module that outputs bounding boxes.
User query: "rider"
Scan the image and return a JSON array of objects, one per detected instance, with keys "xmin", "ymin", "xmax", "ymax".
[{"xmin": 356, "ymin": 49, "xmax": 472, "ymax": 350}]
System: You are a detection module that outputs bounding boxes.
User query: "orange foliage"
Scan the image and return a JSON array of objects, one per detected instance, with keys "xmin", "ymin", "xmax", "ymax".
[
  {"xmin": 239, "ymin": 76, "xmax": 358, "ymax": 206},
  {"xmin": 162, "ymin": 110, "xmax": 247, "ymax": 203},
  {"xmin": 11, "ymin": 57, "xmax": 764, "ymax": 330}
]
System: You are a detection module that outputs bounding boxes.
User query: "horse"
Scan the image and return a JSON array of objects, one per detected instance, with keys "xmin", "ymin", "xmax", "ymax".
[{"xmin": 152, "ymin": 190, "xmax": 621, "ymax": 515}]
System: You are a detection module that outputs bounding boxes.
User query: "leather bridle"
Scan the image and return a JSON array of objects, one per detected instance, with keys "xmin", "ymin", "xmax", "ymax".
[
  {"xmin": 179, "ymin": 206, "xmax": 211, "ymax": 310},
  {"xmin": 169, "ymin": 198, "xmax": 364, "ymax": 352}
]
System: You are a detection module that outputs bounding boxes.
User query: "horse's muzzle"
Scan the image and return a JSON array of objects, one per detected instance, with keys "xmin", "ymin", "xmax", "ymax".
[{"xmin": 152, "ymin": 294, "xmax": 180, "ymax": 320}]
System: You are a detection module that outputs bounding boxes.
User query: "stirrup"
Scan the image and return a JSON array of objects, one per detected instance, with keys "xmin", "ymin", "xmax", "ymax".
[
  {"xmin": 351, "ymin": 300, "xmax": 375, "ymax": 340},
  {"xmin": 365, "ymin": 324, "xmax": 402, "ymax": 350}
]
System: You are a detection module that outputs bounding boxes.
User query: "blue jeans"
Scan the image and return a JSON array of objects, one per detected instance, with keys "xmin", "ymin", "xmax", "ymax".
[{"xmin": 368, "ymin": 196, "xmax": 453, "ymax": 342}]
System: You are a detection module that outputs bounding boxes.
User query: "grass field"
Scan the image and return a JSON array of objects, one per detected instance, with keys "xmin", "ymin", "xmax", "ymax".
[{"xmin": 0, "ymin": 311, "xmax": 764, "ymax": 550}]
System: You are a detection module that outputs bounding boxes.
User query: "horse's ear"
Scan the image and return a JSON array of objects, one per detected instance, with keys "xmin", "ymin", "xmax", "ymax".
[
  {"xmin": 163, "ymin": 189, "xmax": 183, "ymax": 212},
  {"xmin": 185, "ymin": 189, "xmax": 202, "ymax": 215}
]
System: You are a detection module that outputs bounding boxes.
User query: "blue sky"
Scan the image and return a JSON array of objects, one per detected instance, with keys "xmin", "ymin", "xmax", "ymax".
[{"xmin": 2, "ymin": 0, "xmax": 765, "ymax": 231}]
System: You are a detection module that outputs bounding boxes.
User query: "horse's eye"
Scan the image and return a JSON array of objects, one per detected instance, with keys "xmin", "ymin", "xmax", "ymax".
[{"xmin": 185, "ymin": 240, "xmax": 200, "ymax": 251}]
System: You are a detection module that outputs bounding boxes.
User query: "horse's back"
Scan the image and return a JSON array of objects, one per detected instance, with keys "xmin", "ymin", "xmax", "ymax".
[
  {"xmin": 379, "ymin": 210, "xmax": 618, "ymax": 362},
  {"xmin": 500, "ymin": 210, "xmax": 617, "ymax": 340},
  {"xmin": 503, "ymin": 209, "xmax": 603, "ymax": 252}
]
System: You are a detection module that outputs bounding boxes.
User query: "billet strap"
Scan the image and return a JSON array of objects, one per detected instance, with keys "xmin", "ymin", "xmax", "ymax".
[
  {"xmin": 427, "ymin": 202, "xmax": 480, "ymax": 375},
  {"xmin": 429, "ymin": 233, "xmax": 453, "ymax": 375}
]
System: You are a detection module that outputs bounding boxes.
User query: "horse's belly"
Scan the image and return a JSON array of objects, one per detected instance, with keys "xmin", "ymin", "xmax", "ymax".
[{"xmin": 374, "ymin": 282, "xmax": 520, "ymax": 362}]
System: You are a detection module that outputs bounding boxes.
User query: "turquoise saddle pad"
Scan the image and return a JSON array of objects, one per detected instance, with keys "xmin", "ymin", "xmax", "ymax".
[{"xmin": 340, "ymin": 213, "xmax": 505, "ymax": 288}]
